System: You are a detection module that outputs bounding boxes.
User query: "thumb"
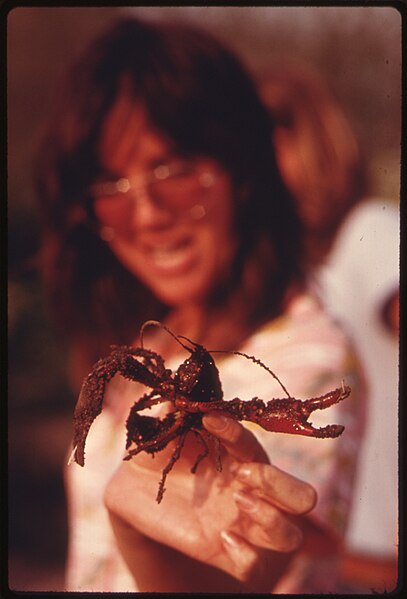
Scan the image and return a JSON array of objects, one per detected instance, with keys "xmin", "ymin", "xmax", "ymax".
[{"xmin": 203, "ymin": 413, "xmax": 268, "ymax": 463}]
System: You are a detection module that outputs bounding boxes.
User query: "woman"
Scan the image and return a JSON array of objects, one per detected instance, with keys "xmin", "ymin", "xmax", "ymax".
[
  {"xmin": 36, "ymin": 18, "xmax": 364, "ymax": 593},
  {"xmin": 260, "ymin": 64, "xmax": 399, "ymax": 591}
]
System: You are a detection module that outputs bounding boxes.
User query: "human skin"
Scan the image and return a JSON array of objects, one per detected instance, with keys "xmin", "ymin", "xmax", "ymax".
[
  {"xmin": 94, "ymin": 100, "xmax": 238, "ymax": 310},
  {"xmin": 95, "ymin": 98, "xmax": 328, "ymax": 593},
  {"xmin": 104, "ymin": 412, "xmax": 319, "ymax": 592}
]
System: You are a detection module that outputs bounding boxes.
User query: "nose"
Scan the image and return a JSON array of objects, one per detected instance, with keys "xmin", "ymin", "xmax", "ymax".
[{"xmin": 129, "ymin": 187, "xmax": 174, "ymax": 229}]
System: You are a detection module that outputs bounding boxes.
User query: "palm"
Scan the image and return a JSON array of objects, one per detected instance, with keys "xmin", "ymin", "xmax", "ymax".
[
  {"xmin": 108, "ymin": 433, "xmax": 244, "ymax": 572},
  {"xmin": 104, "ymin": 415, "xmax": 312, "ymax": 590}
]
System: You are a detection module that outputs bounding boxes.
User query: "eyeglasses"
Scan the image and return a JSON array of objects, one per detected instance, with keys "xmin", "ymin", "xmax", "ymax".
[{"xmin": 89, "ymin": 159, "xmax": 218, "ymax": 228}]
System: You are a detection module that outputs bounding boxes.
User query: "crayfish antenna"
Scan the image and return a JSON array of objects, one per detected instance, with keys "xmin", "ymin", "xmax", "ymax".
[
  {"xmin": 140, "ymin": 320, "xmax": 163, "ymax": 348},
  {"xmin": 210, "ymin": 349, "xmax": 291, "ymax": 398},
  {"xmin": 140, "ymin": 320, "xmax": 193, "ymax": 352}
]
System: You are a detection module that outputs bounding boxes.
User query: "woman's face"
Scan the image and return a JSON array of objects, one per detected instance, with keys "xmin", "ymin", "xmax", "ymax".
[{"xmin": 93, "ymin": 100, "xmax": 238, "ymax": 308}]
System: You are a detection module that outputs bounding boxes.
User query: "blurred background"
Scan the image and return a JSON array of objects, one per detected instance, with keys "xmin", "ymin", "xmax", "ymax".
[{"xmin": 7, "ymin": 6, "xmax": 401, "ymax": 592}]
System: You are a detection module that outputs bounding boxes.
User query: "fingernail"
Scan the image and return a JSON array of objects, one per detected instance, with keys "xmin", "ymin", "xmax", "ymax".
[
  {"xmin": 229, "ymin": 461, "xmax": 239, "ymax": 474},
  {"xmin": 220, "ymin": 529, "xmax": 241, "ymax": 549},
  {"xmin": 233, "ymin": 490, "xmax": 258, "ymax": 512},
  {"xmin": 203, "ymin": 413, "xmax": 230, "ymax": 431},
  {"xmin": 234, "ymin": 465, "xmax": 252, "ymax": 480}
]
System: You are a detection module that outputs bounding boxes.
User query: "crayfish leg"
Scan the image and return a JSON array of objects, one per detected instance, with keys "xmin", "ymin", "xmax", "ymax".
[
  {"xmin": 190, "ymin": 429, "xmax": 223, "ymax": 474},
  {"xmin": 125, "ymin": 412, "xmax": 180, "ymax": 458},
  {"xmin": 125, "ymin": 391, "xmax": 167, "ymax": 449},
  {"xmin": 190, "ymin": 430, "xmax": 210, "ymax": 474},
  {"xmin": 156, "ymin": 431, "xmax": 188, "ymax": 504},
  {"xmin": 213, "ymin": 435, "xmax": 223, "ymax": 472}
]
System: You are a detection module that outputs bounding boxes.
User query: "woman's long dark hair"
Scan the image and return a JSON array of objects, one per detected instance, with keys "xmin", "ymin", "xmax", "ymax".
[{"xmin": 36, "ymin": 17, "xmax": 305, "ymax": 363}]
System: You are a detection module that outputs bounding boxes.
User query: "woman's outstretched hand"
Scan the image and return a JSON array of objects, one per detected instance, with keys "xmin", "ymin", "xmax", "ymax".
[
  {"xmin": 104, "ymin": 412, "xmax": 317, "ymax": 591},
  {"xmin": 203, "ymin": 413, "xmax": 316, "ymax": 569}
]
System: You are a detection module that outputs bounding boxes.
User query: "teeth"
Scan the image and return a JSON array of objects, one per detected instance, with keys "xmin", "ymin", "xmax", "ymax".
[
  {"xmin": 149, "ymin": 241, "xmax": 192, "ymax": 269},
  {"xmin": 152, "ymin": 242, "xmax": 185, "ymax": 256}
]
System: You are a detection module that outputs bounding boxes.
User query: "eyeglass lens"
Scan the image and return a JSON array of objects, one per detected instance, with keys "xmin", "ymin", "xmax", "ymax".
[{"xmin": 91, "ymin": 161, "xmax": 215, "ymax": 228}]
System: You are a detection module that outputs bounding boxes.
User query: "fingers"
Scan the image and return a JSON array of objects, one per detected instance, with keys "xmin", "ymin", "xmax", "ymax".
[
  {"xmin": 219, "ymin": 530, "xmax": 262, "ymax": 582},
  {"xmin": 219, "ymin": 528, "xmax": 292, "ymax": 586},
  {"xmin": 204, "ymin": 412, "xmax": 317, "ymax": 577},
  {"xmin": 218, "ymin": 487, "xmax": 304, "ymax": 582},
  {"xmin": 231, "ymin": 461, "xmax": 317, "ymax": 515},
  {"xmin": 232, "ymin": 489, "xmax": 303, "ymax": 551},
  {"xmin": 203, "ymin": 414, "xmax": 316, "ymax": 513},
  {"xmin": 202, "ymin": 413, "xmax": 268, "ymax": 463}
]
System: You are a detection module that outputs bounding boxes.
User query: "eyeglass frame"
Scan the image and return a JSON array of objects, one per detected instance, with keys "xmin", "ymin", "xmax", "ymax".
[{"xmin": 88, "ymin": 159, "xmax": 218, "ymax": 207}]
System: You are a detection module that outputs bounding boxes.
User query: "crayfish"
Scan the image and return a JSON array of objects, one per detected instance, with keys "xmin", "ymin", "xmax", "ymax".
[{"xmin": 71, "ymin": 320, "xmax": 350, "ymax": 503}]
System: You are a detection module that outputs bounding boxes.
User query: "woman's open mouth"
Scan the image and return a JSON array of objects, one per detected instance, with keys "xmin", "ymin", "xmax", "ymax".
[{"xmin": 146, "ymin": 238, "xmax": 197, "ymax": 275}]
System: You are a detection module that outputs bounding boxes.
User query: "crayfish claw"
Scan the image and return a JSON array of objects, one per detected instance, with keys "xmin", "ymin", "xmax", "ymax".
[
  {"xmin": 293, "ymin": 422, "xmax": 345, "ymax": 438},
  {"xmin": 312, "ymin": 424, "xmax": 345, "ymax": 438},
  {"xmin": 301, "ymin": 386, "xmax": 351, "ymax": 417},
  {"xmin": 72, "ymin": 345, "xmax": 171, "ymax": 467},
  {"xmin": 67, "ymin": 445, "xmax": 78, "ymax": 466},
  {"xmin": 243, "ymin": 386, "xmax": 350, "ymax": 439}
]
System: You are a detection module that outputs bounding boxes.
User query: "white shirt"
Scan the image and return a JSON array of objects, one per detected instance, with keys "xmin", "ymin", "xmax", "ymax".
[{"xmin": 315, "ymin": 198, "xmax": 400, "ymax": 557}]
